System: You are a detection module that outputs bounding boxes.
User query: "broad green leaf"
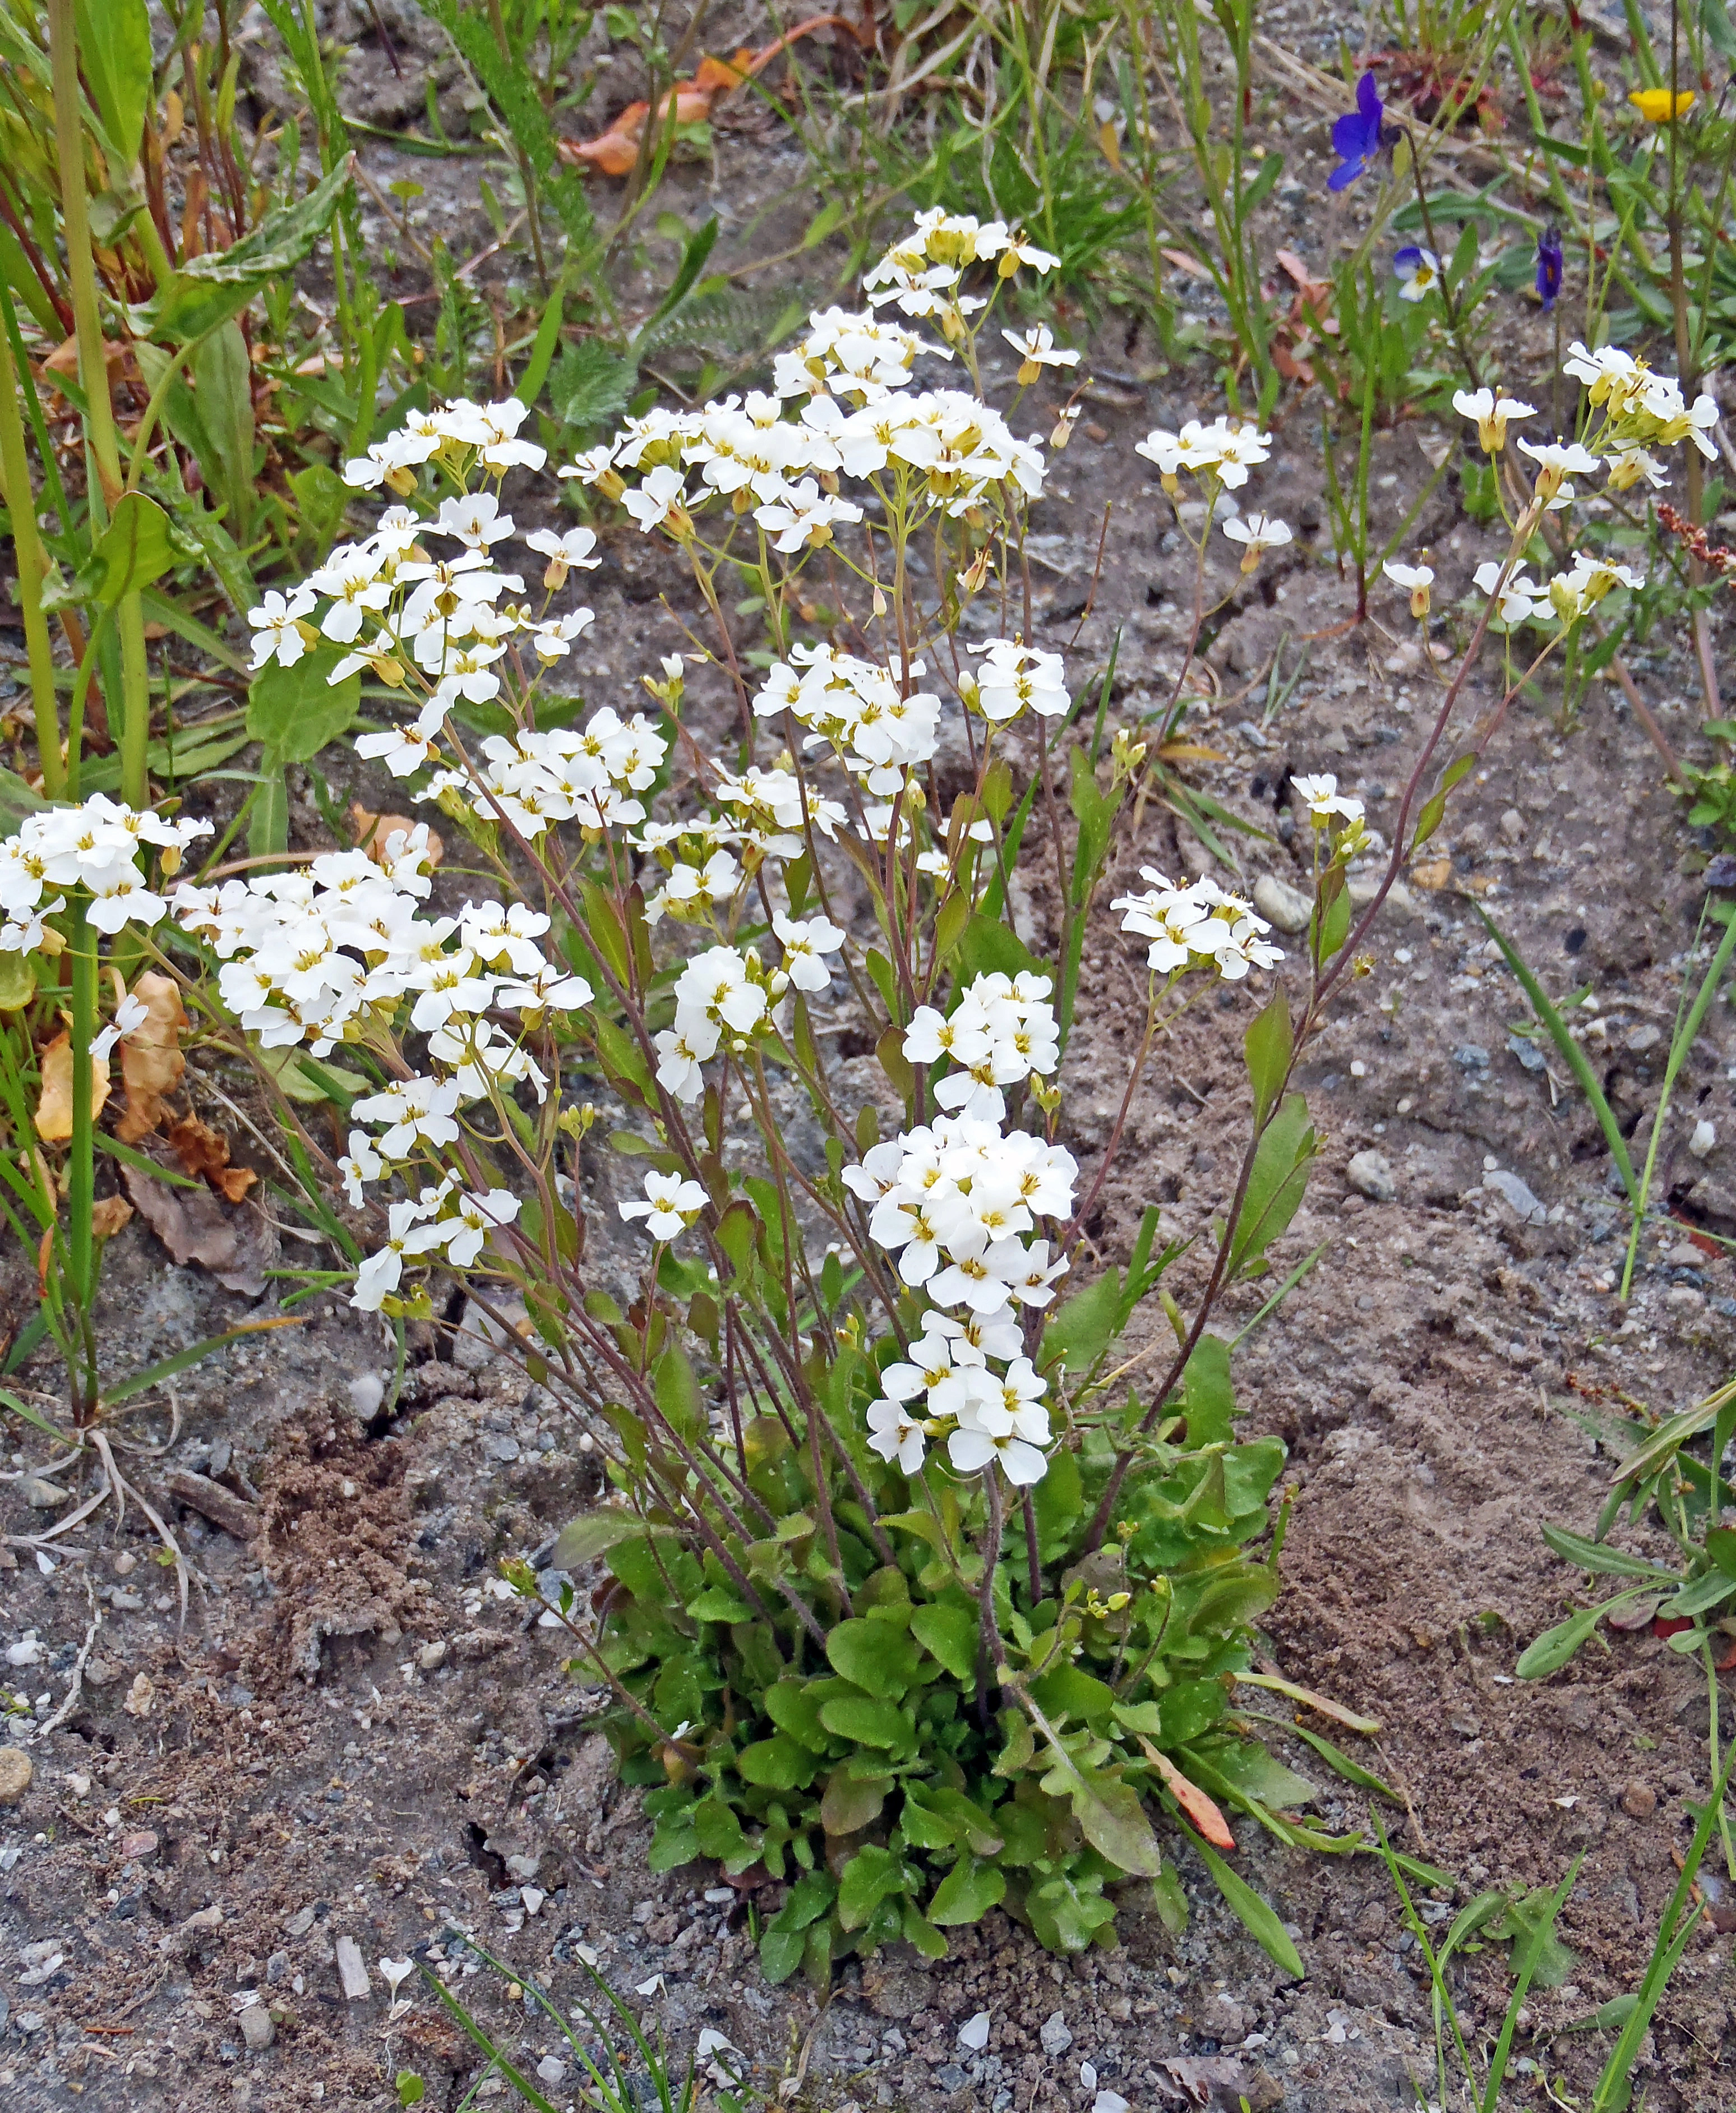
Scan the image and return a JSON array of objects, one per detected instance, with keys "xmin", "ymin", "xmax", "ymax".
[
  {"xmin": 820, "ymin": 1767, "xmax": 889, "ymax": 1835},
  {"xmin": 1181, "ymin": 1334, "xmax": 1236, "ymax": 1445},
  {"xmin": 818, "ymin": 1689, "xmax": 913, "ymax": 1750},
  {"xmin": 550, "ymin": 339, "xmax": 637, "ymax": 428},
  {"xmin": 909, "ymin": 1600, "xmax": 977, "ymax": 1683},
  {"xmin": 691, "ymin": 1793, "xmax": 751, "ymax": 1867},
  {"xmin": 1705, "ymin": 1525, "xmax": 1736, "ymax": 1579},
  {"xmin": 87, "ymin": 493, "xmax": 179, "ymax": 603},
  {"xmin": 77, "ymin": 0, "xmax": 152, "ymax": 170},
  {"xmin": 246, "ymin": 646, "xmax": 362, "ymax": 763},
  {"xmin": 736, "ymin": 1735, "xmax": 816, "ymax": 1792},
  {"xmin": 653, "ymin": 1342, "xmax": 703, "ymax": 1445},
  {"xmin": 954, "ymin": 910, "xmax": 1044, "ymax": 986},
  {"xmin": 191, "ymin": 321, "xmax": 257, "ymax": 544},
  {"xmin": 686, "ymin": 1585, "xmax": 754, "ymax": 1623},
  {"xmin": 928, "ymin": 1856, "xmax": 1005, "ymax": 1925},
  {"xmin": 1040, "ymin": 1266, "xmax": 1122, "ymax": 1374},
  {"xmin": 151, "ymin": 158, "xmax": 359, "ymax": 342},
  {"xmin": 764, "ymin": 1678, "xmax": 830, "ymax": 1753},
  {"xmin": 837, "ymin": 1843, "xmax": 911, "ymax": 1931},
  {"xmin": 759, "ymin": 1928, "xmax": 806, "ymax": 1982},
  {"xmin": 1054, "ymin": 1757, "xmax": 1163, "ymax": 1877},
  {"xmin": 550, "ymin": 1509, "xmax": 665, "ymax": 1568}
]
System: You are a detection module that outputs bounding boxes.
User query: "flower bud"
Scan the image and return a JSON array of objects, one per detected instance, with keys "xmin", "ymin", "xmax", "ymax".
[{"xmin": 1050, "ymin": 405, "xmax": 1081, "ymax": 450}]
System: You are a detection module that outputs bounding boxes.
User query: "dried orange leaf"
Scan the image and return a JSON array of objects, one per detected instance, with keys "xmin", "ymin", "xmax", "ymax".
[
  {"xmin": 34, "ymin": 1030, "xmax": 110, "ymax": 1143},
  {"xmin": 91, "ymin": 1195, "xmax": 133, "ymax": 1239},
  {"xmin": 168, "ymin": 1113, "xmax": 257, "ymax": 1202},
  {"xmin": 1142, "ymin": 1740, "xmax": 1236, "ymax": 1851},
  {"xmin": 117, "ymin": 972, "xmax": 187, "ymax": 1143}
]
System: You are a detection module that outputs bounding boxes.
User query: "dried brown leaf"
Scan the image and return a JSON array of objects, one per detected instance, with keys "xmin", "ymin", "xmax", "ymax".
[
  {"xmin": 167, "ymin": 1113, "xmax": 256, "ymax": 1202},
  {"xmin": 121, "ymin": 1152, "xmax": 275, "ymax": 1296},
  {"xmin": 34, "ymin": 1031, "xmax": 109, "ymax": 1143},
  {"xmin": 91, "ymin": 1195, "xmax": 133, "ymax": 1239},
  {"xmin": 349, "ymin": 802, "xmax": 444, "ymax": 869},
  {"xmin": 116, "ymin": 972, "xmax": 186, "ymax": 1143}
]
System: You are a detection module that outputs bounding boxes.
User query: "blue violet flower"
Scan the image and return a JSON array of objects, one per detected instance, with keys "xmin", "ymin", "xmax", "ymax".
[
  {"xmin": 1393, "ymin": 246, "xmax": 1442, "ymax": 301},
  {"xmin": 1535, "ymin": 225, "xmax": 1564, "ymax": 311},
  {"xmin": 1330, "ymin": 72, "xmax": 1387, "ymax": 191}
]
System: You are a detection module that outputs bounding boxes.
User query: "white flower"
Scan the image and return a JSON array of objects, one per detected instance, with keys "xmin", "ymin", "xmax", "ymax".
[
  {"xmin": 351, "ymin": 1074, "xmax": 462, "ymax": 1157},
  {"xmin": 948, "ymin": 1422, "xmax": 1048, "ymax": 1484},
  {"xmin": 1221, "ymin": 511, "xmax": 1292, "ymax": 569},
  {"xmin": 524, "ymin": 524, "xmax": 601, "ymax": 587},
  {"xmin": 1291, "ymin": 772, "xmax": 1364, "ymax": 825},
  {"xmin": 88, "ymin": 990, "xmax": 148, "ymax": 1059},
  {"xmin": 1452, "ymin": 386, "xmax": 1536, "ymax": 453},
  {"xmin": 1382, "ymin": 559, "xmax": 1434, "ymax": 618},
  {"xmin": 621, "ymin": 464, "xmax": 690, "ymax": 534},
  {"xmin": 1516, "ymin": 437, "xmax": 1601, "ymax": 505},
  {"xmin": 1001, "ymin": 324, "xmax": 1080, "ymax": 381},
  {"xmin": 441, "ymin": 1188, "xmax": 521, "ymax": 1267},
  {"xmin": 754, "ymin": 478, "xmax": 863, "ymax": 553},
  {"xmin": 968, "ymin": 639, "xmax": 1069, "ymax": 722},
  {"xmin": 866, "ymin": 1396, "xmax": 927, "ymax": 1473},
  {"xmin": 1472, "ymin": 558, "xmax": 1543, "ymax": 625},
  {"xmin": 247, "ymin": 588, "xmax": 316, "ymax": 671},
  {"xmin": 352, "ymin": 1197, "xmax": 446, "ymax": 1311},
  {"xmin": 620, "ymin": 1170, "xmax": 708, "ymax": 1240},
  {"xmin": 773, "ymin": 913, "xmax": 845, "ymax": 992},
  {"xmin": 338, "ymin": 1130, "xmax": 383, "ymax": 1207}
]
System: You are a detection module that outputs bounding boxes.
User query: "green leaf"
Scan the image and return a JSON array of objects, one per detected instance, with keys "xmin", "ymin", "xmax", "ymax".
[
  {"xmin": 954, "ymin": 911, "xmax": 1043, "ymax": 986},
  {"xmin": 1516, "ymin": 1586, "xmax": 1659, "ymax": 1678},
  {"xmin": 909, "ymin": 1600, "xmax": 977, "ymax": 1683},
  {"xmin": 687, "ymin": 1585, "xmax": 754, "ymax": 1623},
  {"xmin": 1540, "ymin": 1524, "xmax": 1679, "ymax": 1581},
  {"xmin": 1051, "ymin": 1756, "xmax": 1162, "ymax": 1877},
  {"xmin": 928, "ymin": 1856, "xmax": 1006, "ymax": 1925},
  {"xmin": 247, "ymin": 645, "xmax": 362, "ymax": 764},
  {"xmin": 191, "ymin": 322, "xmax": 257, "ymax": 545},
  {"xmin": 551, "ymin": 1509, "xmax": 665, "ymax": 1567},
  {"xmin": 1225, "ymin": 1093, "xmax": 1314, "ymax": 1279},
  {"xmin": 1243, "ymin": 987, "xmax": 1292, "ymax": 1129},
  {"xmin": 820, "ymin": 1767, "xmax": 889, "ymax": 1835},
  {"xmin": 549, "ymin": 339, "xmax": 638, "ymax": 428},
  {"xmin": 1476, "ymin": 908, "xmax": 1637, "ymax": 1203},
  {"xmin": 737, "ymin": 1735, "xmax": 815, "ymax": 1792},
  {"xmin": 634, "ymin": 216, "xmax": 721, "ymax": 347},
  {"xmin": 1181, "ymin": 1334, "xmax": 1236, "ymax": 1445},
  {"xmin": 151, "ymin": 159, "xmax": 358, "ymax": 342},
  {"xmin": 825, "ymin": 1616, "xmax": 920, "ymax": 1700},
  {"xmin": 818, "ymin": 1690, "xmax": 913, "ymax": 1751},
  {"xmin": 87, "ymin": 493, "xmax": 180, "ymax": 604},
  {"xmin": 764, "ymin": 1678, "xmax": 831, "ymax": 1754},
  {"xmin": 837, "ymin": 1843, "xmax": 912, "ymax": 1931},
  {"xmin": 1174, "ymin": 1815, "xmax": 1304, "ymax": 1977},
  {"xmin": 1040, "ymin": 1266, "xmax": 1121, "ymax": 1374},
  {"xmin": 1705, "ymin": 1526, "xmax": 1736, "ymax": 1579},
  {"xmin": 77, "ymin": 0, "xmax": 153, "ymax": 169},
  {"xmin": 1705, "ymin": 0, "xmax": 1736, "ymax": 61}
]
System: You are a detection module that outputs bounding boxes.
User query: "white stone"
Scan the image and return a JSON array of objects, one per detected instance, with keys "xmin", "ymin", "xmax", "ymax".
[
  {"xmin": 334, "ymin": 1936, "xmax": 371, "ymax": 2001},
  {"xmin": 1039, "ymin": 2010, "xmax": 1073, "ymax": 2056},
  {"xmin": 1690, "ymin": 1119, "xmax": 1716, "ymax": 1158},
  {"xmin": 958, "ymin": 2011, "xmax": 991, "ymax": 2052},
  {"xmin": 1346, "ymin": 1150, "xmax": 1396, "ymax": 1203},
  {"xmin": 1253, "ymin": 874, "xmax": 1312, "ymax": 934}
]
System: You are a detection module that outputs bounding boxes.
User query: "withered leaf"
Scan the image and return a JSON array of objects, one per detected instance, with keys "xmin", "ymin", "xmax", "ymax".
[
  {"xmin": 349, "ymin": 801, "xmax": 444, "ymax": 869},
  {"xmin": 34, "ymin": 1030, "xmax": 110, "ymax": 1142},
  {"xmin": 168, "ymin": 1113, "xmax": 256, "ymax": 1202},
  {"xmin": 91, "ymin": 1194, "xmax": 133, "ymax": 1239},
  {"xmin": 121, "ymin": 1150, "xmax": 275, "ymax": 1296},
  {"xmin": 117, "ymin": 971, "xmax": 187, "ymax": 1143}
]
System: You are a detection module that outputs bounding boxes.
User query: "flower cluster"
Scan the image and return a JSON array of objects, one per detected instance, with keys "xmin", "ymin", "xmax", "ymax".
[
  {"xmin": 862, "ymin": 208, "xmax": 1059, "ymax": 336},
  {"xmin": 1135, "ymin": 418, "xmax": 1272, "ymax": 491},
  {"xmin": 903, "ymin": 971, "xmax": 1060, "ymax": 1122},
  {"xmin": 1111, "ymin": 870, "xmax": 1285, "ymax": 980},
  {"xmin": 1472, "ymin": 551, "xmax": 1646, "ymax": 628},
  {"xmin": 349, "ymin": 1176, "xmax": 523, "ymax": 1311},
  {"xmin": 846, "ymin": 1105, "xmax": 1077, "ymax": 1485},
  {"xmin": 175, "ymin": 831, "xmax": 589, "ymax": 1073},
  {"xmin": 0, "ymin": 796, "xmax": 211, "ymax": 949}
]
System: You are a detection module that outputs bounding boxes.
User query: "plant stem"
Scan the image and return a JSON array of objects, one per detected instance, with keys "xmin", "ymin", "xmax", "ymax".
[
  {"xmin": 67, "ymin": 897, "xmax": 98, "ymax": 1403},
  {"xmin": 48, "ymin": 0, "xmax": 150, "ymax": 809},
  {"xmin": 0, "ymin": 321, "xmax": 63, "ymax": 795}
]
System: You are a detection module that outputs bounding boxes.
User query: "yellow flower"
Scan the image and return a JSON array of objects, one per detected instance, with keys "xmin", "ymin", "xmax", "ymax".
[{"xmin": 1629, "ymin": 87, "xmax": 1695, "ymax": 121}]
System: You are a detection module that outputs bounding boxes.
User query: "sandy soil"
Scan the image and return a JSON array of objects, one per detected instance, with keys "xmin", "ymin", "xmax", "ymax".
[{"xmin": 3, "ymin": 4, "xmax": 1735, "ymax": 2110}]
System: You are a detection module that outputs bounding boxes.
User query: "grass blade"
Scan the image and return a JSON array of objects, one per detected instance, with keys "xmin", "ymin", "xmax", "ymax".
[{"xmin": 1475, "ymin": 906, "xmax": 1636, "ymax": 1201}]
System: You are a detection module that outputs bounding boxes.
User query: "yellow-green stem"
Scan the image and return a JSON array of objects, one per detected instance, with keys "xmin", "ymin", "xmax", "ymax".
[
  {"xmin": 48, "ymin": 0, "xmax": 150, "ymax": 808},
  {"xmin": 0, "ymin": 324, "xmax": 62, "ymax": 795},
  {"xmin": 68, "ymin": 897, "xmax": 96, "ymax": 1318}
]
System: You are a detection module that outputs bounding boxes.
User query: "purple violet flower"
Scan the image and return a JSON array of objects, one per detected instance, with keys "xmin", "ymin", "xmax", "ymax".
[
  {"xmin": 1535, "ymin": 225, "xmax": 1564, "ymax": 311},
  {"xmin": 1329, "ymin": 72, "xmax": 1387, "ymax": 192}
]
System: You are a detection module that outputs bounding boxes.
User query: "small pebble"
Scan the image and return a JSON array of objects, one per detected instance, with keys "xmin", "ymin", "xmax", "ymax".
[
  {"xmin": 1620, "ymin": 1780, "xmax": 1656, "ymax": 1820},
  {"xmin": 1345, "ymin": 1149, "xmax": 1396, "ymax": 1203},
  {"xmin": 239, "ymin": 2004, "xmax": 275, "ymax": 2052},
  {"xmin": 0, "ymin": 1747, "xmax": 33, "ymax": 1802},
  {"xmin": 1252, "ymin": 873, "xmax": 1312, "ymax": 934},
  {"xmin": 1038, "ymin": 2010, "xmax": 1073, "ymax": 2056},
  {"xmin": 18, "ymin": 1477, "xmax": 69, "ymax": 1510},
  {"xmin": 1690, "ymin": 1119, "xmax": 1716, "ymax": 1159}
]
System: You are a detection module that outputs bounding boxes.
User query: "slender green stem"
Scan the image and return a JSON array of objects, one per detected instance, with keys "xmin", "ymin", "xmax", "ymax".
[
  {"xmin": 0, "ymin": 321, "xmax": 62, "ymax": 795},
  {"xmin": 48, "ymin": 0, "xmax": 150, "ymax": 809},
  {"xmin": 67, "ymin": 897, "xmax": 97, "ymax": 1336}
]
